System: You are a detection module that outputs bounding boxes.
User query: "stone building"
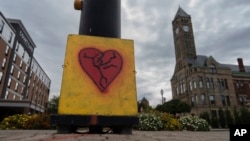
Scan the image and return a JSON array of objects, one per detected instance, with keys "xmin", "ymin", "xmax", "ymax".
[
  {"xmin": 0, "ymin": 11, "xmax": 51, "ymax": 120},
  {"xmin": 170, "ymin": 7, "xmax": 250, "ymax": 118}
]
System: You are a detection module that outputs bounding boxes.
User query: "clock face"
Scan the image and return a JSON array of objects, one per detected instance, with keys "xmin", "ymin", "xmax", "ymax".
[
  {"xmin": 183, "ymin": 25, "xmax": 189, "ymax": 32},
  {"xmin": 175, "ymin": 27, "xmax": 179, "ymax": 34}
]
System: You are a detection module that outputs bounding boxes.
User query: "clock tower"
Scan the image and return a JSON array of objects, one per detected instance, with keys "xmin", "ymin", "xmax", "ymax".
[{"xmin": 172, "ymin": 7, "xmax": 196, "ymax": 72}]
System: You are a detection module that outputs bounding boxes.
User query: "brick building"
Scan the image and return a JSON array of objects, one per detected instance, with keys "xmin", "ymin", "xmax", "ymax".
[
  {"xmin": 0, "ymin": 11, "xmax": 51, "ymax": 119},
  {"xmin": 170, "ymin": 7, "xmax": 250, "ymax": 118}
]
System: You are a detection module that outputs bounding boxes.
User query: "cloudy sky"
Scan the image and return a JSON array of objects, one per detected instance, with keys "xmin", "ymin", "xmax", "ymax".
[{"xmin": 1, "ymin": 0, "xmax": 250, "ymax": 107}]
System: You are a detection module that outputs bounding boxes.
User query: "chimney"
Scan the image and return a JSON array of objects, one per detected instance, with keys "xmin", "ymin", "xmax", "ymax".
[{"xmin": 237, "ymin": 58, "xmax": 245, "ymax": 72}]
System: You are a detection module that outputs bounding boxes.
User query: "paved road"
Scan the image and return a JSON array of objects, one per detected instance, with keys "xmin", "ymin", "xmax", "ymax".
[{"xmin": 0, "ymin": 130, "xmax": 229, "ymax": 141}]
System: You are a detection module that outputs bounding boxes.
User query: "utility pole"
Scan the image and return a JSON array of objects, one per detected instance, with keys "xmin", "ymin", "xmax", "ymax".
[{"xmin": 161, "ymin": 89, "xmax": 164, "ymax": 104}]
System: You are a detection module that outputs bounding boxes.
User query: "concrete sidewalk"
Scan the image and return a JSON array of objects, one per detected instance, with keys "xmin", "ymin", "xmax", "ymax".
[{"xmin": 0, "ymin": 130, "xmax": 229, "ymax": 141}]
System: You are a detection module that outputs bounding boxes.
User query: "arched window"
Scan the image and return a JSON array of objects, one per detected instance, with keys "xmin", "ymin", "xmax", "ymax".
[{"xmin": 209, "ymin": 64, "xmax": 216, "ymax": 73}]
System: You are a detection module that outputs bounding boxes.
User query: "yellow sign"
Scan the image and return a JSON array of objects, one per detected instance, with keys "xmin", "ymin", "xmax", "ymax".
[{"xmin": 58, "ymin": 35, "xmax": 138, "ymax": 116}]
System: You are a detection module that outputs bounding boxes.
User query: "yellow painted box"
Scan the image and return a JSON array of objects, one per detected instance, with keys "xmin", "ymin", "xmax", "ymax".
[{"xmin": 58, "ymin": 35, "xmax": 138, "ymax": 116}]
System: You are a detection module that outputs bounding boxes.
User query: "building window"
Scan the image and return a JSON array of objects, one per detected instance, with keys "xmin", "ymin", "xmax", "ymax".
[
  {"xmin": 199, "ymin": 76, "xmax": 204, "ymax": 88},
  {"xmin": 201, "ymin": 94, "xmax": 206, "ymax": 105},
  {"xmin": 206, "ymin": 78, "xmax": 214, "ymax": 89},
  {"xmin": 236, "ymin": 81, "xmax": 239, "ymax": 89},
  {"xmin": 8, "ymin": 78, "xmax": 11, "ymax": 87},
  {"xmin": 5, "ymin": 45, "xmax": 10, "ymax": 55},
  {"xmin": 210, "ymin": 64, "xmax": 216, "ymax": 73},
  {"xmin": 23, "ymin": 75, "xmax": 26, "ymax": 83},
  {"xmin": 226, "ymin": 96, "xmax": 230, "ymax": 106},
  {"xmin": 210, "ymin": 78, "xmax": 214, "ymax": 89},
  {"xmin": 10, "ymin": 65, "xmax": 14, "ymax": 74},
  {"xmin": 240, "ymin": 81, "xmax": 244, "ymax": 89},
  {"xmin": 16, "ymin": 42, "xmax": 19, "ymax": 51},
  {"xmin": 195, "ymin": 95, "xmax": 199, "ymax": 105},
  {"xmin": 0, "ymin": 20, "xmax": 4, "ymax": 33},
  {"xmin": 20, "ymin": 60, "xmax": 23, "ymax": 68},
  {"xmin": 17, "ymin": 71, "xmax": 20, "ymax": 79},
  {"xmin": 0, "ymin": 71, "xmax": 3, "ymax": 82},
  {"xmin": 183, "ymin": 79, "xmax": 186, "ymax": 93},
  {"xmin": 222, "ymin": 78, "xmax": 225, "ymax": 89},
  {"xmin": 13, "ymin": 54, "xmax": 17, "ymax": 62},
  {"xmin": 206, "ymin": 78, "xmax": 210, "ymax": 89},
  {"xmin": 218, "ymin": 79, "xmax": 222, "ymax": 89},
  {"xmin": 25, "ymin": 66, "xmax": 28, "ymax": 72},
  {"xmin": 4, "ymin": 91, "xmax": 9, "ymax": 99},
  {"xmin": 22, "ymin": 51, "xmax": 25, "ymax": 58},
  {"xmin": 180, "ymin": 78, "xmax": 186, "ymax": 94},
  {"xmin": 189, "ymin": 80, "xmax": 193, "ymax": 90},
  {"xmin": 193, "ymin": 79, "xmax": 197, "ymax": 89},
  {"xmin": 21, "ymin": 86, "xmax": 24, "ymax": 94},
  {"xmin": 2, "ymin": 58, "xmax": 6, "ymax": 68},
  {"xmin": 221, "ymin": 95, "xmax": 226, "ymax": 106},
  {"xmin": 236, "ymin": 81, "xmax": 244, "ymax": 89},
  {"xmin": 15, "ymin": 82, "xmax": 18, "ymax": 91},
  {"xmin": 176, "ymin": 86, "xmax": 179, "ymax": 96},
  {"xmin": 239, "ymin": 96, "xmax": 246, "ymax": 106},
  {"xmin": 8, "ymin": 32, "xmax": 13, "ymax": 43},
  {"xmin": 191, "ymin": 96, "xmax": 195, "ymax": 106},
  {"xmin": 209, "ymin": 95, "xmax": 215, "ymax": 105}
]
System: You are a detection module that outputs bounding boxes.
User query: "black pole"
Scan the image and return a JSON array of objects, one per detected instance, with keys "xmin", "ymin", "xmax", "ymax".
[{"xmin": 79, "ymin": 0, "xmax": 121, "ymax": 38}]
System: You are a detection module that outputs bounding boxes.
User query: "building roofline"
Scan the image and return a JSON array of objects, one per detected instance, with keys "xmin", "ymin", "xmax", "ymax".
[
  {"xmin": 0, "ymin": 11, "xmax": 16, "ymax": 33},
  {"xmin": 174, "ymin": 6, "xmax": 191, "ymax": 20},
  {"xmin": 7, "ymin": 18, "xmax": 36, "ymax": 48},
  {"xmin": 32, "ymin": 57, "xmax": 51, "ymax": 82}
]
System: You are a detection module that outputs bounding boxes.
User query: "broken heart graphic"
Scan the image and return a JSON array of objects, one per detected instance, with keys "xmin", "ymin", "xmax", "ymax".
[{"xmin": 79, "ymin": 48, "xmax": 123, "ymax": 92}]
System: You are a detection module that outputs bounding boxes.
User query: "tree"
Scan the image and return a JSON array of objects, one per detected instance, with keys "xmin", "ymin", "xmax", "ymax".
[
  {"xmin": 200, "ymin": 112, "xmax": 211, "ymax": 125},
  {"xmin": 225, "ymin": 108, "xmax": 233, "ymax": 127},
  {"xmin": 155, "ymin": 99, "xmax": 191, "ymax": 115},
  {"xmin": 138, "ymin": 97, "xmax": 152, "ymax": 112},
  {"xmin": 233, "ymin": 107, "xmax": 241, "ymax": 124},
  {"xmin": 47, "ymin": 95, "xmax": 59, "ymax": 114},
  {"xmin": 218, "ymin": 108, "xmax": 225, "ymax": 128},
  {"xmin": 211, "ymin": 116, "xmax": 219, "ymax": 128},
  {"xmin": 239, "ymin": 107, "xmax": 250, "ymax": 124}
]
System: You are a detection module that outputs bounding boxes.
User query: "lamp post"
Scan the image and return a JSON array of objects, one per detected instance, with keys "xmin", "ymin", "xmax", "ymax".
[{"xmin": 160, "ymin": 89, "xmax": 164, "ymax": 104}]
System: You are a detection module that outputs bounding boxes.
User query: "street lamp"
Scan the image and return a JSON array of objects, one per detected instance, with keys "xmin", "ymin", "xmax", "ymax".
[{"xmin": 160, "ymin": 89, "xmax": 164, "ymax": 104}]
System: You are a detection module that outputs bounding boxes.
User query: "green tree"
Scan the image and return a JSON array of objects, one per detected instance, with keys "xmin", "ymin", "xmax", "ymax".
[
  {"xmin": 233, "ymin": 107, "xmax": 241, "ymax": 124},
  {"xmin": 225, "ymin": 108, "xmax": 233, "ymax": 127},
  {"xmin": 218, "ymin": 108, "xmax": 225, "ymax": 128},
  {"xmin": 240, "ymin": 107, "xmax": 250, "ymax": 124},
  {"xmin": 138, "ymin": 97, "xmax": 152, "ymax": 112},
  {"xmin": 155, "ymin": 99, "xmax": 191, "ymax": 115},
  {"xmin": 211, "ymin": 116, "xmax": 219, "ymax": 128},
  {"xmin": 47, "ymin": 95, "xmax": 59, "ymax": 114},
  {"xmin": 200, "ymin": 112, "xmax": 211, "ymax": 125}
]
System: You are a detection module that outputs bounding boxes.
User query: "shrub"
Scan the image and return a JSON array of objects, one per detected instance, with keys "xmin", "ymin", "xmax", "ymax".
[
  {"xmin": 160, "ymin": 113, "xmax": 182, "ymax": 131},
  {"xmin": 0, "ymin": 114, "xmax": 51, "ymax": 130},
  {"xmin": 0, "ymin": 114, "xmax": 31, "ymax": 130},
  {"xmin": 179, "ymin": 115, "xmax": 210, "ymax": 131},
  {"xmin": 138, "ymin": 113, "xmax": 163, "ymax": 131},
  {"xmin": 24, "ymin": 114, "xmax": 51, "ymax": 129}
]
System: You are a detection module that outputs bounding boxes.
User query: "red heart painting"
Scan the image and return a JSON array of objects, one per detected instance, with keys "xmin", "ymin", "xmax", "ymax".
[{"xmin": 79, "ymin": 48, "xmax": 123, "ymax": 92}]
